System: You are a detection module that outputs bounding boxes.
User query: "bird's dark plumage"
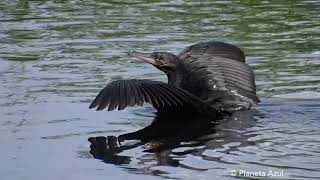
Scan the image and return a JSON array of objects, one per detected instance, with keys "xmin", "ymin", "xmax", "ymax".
[
  {"xmin": 90, "ymin": 79, "xmax": 195, "ymax": 111},
  {"xmin": 89, "ymin": 41, "xmax": 260, "ymax": 115}
]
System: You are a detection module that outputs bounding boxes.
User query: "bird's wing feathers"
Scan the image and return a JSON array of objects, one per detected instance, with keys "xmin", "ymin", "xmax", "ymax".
[
  {"xmin": 189, "ymin": 54, "xmax": 259, "ymax": 102},
  {"xmin": 89, "ymin": 79, "xmax": 218, "ymax": 113},
  {"xmin": 178, "ymin": 41, "xmax": 245, "ymax": 62},
  {"xmin": 178, "ymin": 41, "xmax": 260, "ymax": 109}
]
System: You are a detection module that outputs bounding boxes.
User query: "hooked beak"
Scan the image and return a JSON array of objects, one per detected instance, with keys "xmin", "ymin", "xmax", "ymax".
[{"xmin": 128, "ymin": 51, "xmax": 161, "ymax": 66}]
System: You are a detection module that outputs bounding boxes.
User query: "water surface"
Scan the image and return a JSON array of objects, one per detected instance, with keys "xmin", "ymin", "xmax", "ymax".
[{"xmin": 0, "ymin": 0, "xmax": 320, "ymax": 180}]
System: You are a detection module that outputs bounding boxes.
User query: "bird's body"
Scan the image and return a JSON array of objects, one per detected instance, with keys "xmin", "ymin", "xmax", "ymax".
[{"xmin": 89, "ymin": 41, "xmax": 260, "ymax": 118}]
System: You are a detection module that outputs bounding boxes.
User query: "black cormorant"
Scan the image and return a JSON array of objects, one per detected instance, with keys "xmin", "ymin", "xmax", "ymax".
[{"xmin": 89, "ymin": 41, "xmax": 260, "ymax": 117}]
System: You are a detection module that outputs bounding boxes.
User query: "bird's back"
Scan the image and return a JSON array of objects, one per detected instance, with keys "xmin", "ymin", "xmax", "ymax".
[{"xmin": 177, "ymin": 41, "xmax": 260, "ymax": 112}]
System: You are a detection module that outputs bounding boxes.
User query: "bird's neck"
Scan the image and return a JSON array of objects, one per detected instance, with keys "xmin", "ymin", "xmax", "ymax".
[
  {"xmin": 166, "ymin": 62, "xmax": 185, "ymax": 86},
  {"xmin": 167, "ymin": 73, "xmax": 181, "ymax": 86}
]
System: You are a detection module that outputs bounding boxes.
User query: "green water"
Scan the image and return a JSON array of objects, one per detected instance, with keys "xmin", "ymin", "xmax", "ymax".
[{"xmin": 0, "ymin": 1, "xmax": 319, "ymax": 180}]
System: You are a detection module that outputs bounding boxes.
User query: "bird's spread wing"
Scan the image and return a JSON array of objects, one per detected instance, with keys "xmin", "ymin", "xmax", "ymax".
[
  {"xmin": 89, "ymin": 79, "xmax": 218, "ymax": 113},
  {"xmin": 178, "ymin": 41, "xmax": 259, "ymax": 110},
  {"xmin": 185, "ymin": 55, "xmax": 259, "ymax": 102}
]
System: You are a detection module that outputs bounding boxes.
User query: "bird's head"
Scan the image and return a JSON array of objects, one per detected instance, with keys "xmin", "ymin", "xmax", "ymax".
[{"xmin": 128, "ymin": 51, "xmax": 180, "ymax": 74}]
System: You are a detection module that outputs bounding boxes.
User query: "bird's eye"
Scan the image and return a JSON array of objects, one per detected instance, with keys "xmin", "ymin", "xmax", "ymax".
[{"xmin": 153, "ymin": 56, "xmax": 162, "ymax": 61}]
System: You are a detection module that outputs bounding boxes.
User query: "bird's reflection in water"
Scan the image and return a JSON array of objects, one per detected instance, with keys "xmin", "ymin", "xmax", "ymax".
[{"xmin": 88, "ymin": 110, "xmax": 259, "ymax": 169}]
